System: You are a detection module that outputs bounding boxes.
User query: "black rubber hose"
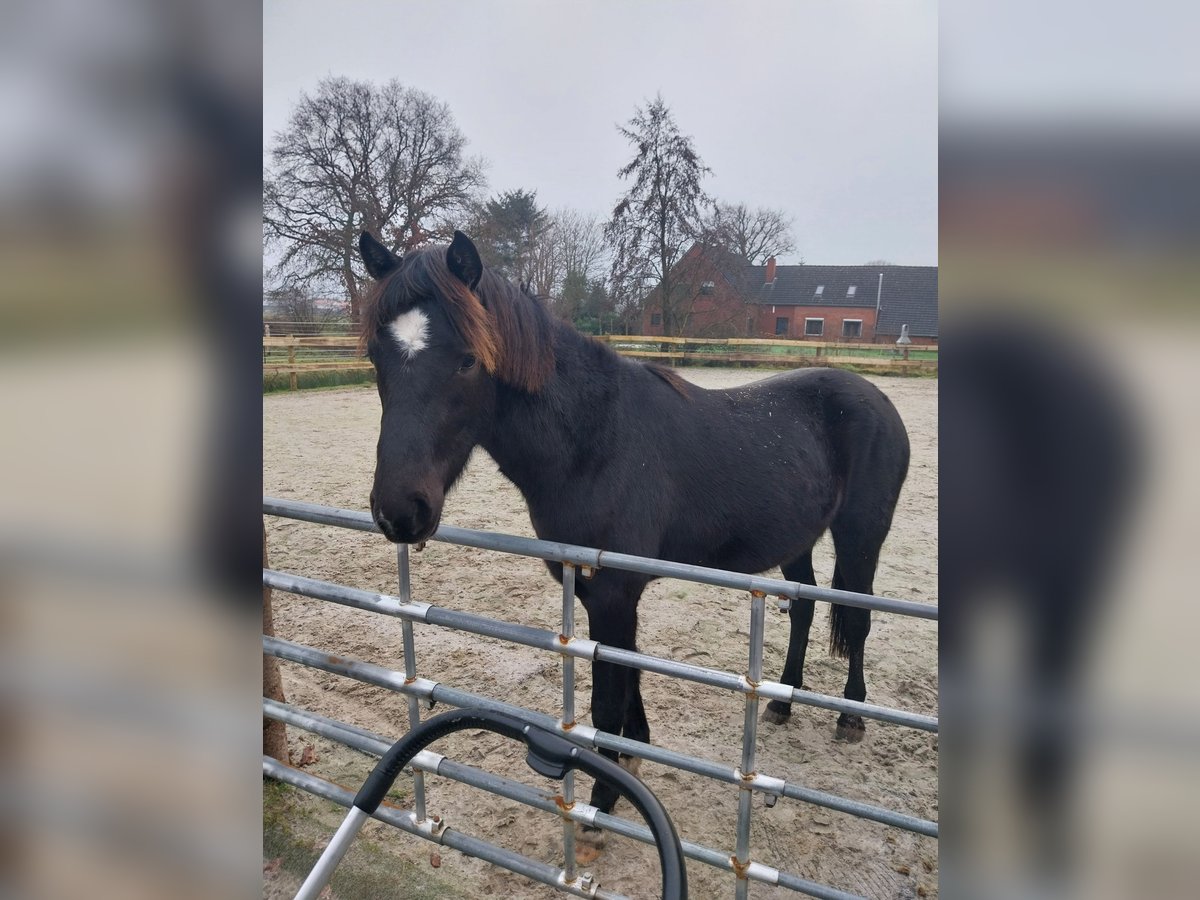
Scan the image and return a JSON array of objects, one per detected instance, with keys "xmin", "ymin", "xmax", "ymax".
[
  {"xmin": 570, "ymin": 742, "xmax": 688, "ymax": 900},
  {"xmin": 350, "ymin": 707, "xmax": 687, "ymax": 900}
]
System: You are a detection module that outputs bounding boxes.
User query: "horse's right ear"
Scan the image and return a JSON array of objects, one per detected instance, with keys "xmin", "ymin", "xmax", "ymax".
[
  {"xmin": 446, "ymin": 230, "xmax": 483, "ymax": 291},
  {"xmin": 359, "ymin": 232, "xmax": 400, "ymax": 279}
]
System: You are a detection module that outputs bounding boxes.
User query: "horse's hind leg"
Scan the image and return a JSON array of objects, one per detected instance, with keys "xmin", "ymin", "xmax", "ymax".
[
  {"xmin": 828, "ymin": 525, "xmax": 887, "ymax": 742},
  {"xmin": 763, "ymin": 551, "xmax": 817, "ymax": 725}
]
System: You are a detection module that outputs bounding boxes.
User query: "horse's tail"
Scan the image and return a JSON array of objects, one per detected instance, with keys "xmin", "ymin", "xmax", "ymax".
[{"xmin": 829, "ymin": 603, "xmax": 854, "ymax": 659}]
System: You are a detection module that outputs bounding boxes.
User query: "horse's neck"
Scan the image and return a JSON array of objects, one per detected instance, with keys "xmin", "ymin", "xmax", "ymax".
[{"xmin": 482, "ymin": 322, "xmax": 614, "ymax": 504}]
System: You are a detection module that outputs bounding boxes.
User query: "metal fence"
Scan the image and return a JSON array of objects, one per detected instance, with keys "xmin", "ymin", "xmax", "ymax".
[{"xmin": 262, "ymin": 496, "xmax": 938, "ymax": 899}]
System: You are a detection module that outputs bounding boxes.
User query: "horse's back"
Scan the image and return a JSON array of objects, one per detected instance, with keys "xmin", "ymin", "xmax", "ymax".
[{"xmin": 735, "ymin": 366, "xmax": 911, "ymax": 503}]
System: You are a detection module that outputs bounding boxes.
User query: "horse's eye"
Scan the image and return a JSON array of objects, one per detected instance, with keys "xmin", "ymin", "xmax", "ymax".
[{"xmin": 458, "ymin": 354, "xmax": 478, "ymax": 373}]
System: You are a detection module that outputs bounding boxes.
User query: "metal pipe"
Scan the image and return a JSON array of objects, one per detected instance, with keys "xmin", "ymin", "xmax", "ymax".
[
  {"xmin": 397, "ymin": 543, "xmax": 427, "ymax": 823},
  {"xmin": 592, "ymin": 550, "xmax": 937, "ymax": 620},
  {"xmin": 734, "ymin": 593, "xmax": 767, "ymax": 898},
  {"xmin": 263, "ymin": 636, "xmax": 938, "ymax": 837},
  {"xmin": 779, "ymin": 686, "xmax": 938, "ymax": 733},
  {"xmin": 263, "ymin": 496, "xmax": 603, "ymax": 567},
  {"xmin": 263, "ymin": 700, "xmax": 869, "ymax": 900},
  {"xmin": 779, "ymin": 871, "xmax": 867, "ymax": 900},
  {"xmin": 593, "ymin": 645, "xmax": 746, "ymax": 693},
  {"xmin": 263, "ymin": 568, "xmax": 428, "ymax": 623},
  {"xmin": 263, "ymin": 758, "xmax": 629, "ymax": 900},
  {"xmin": 293, "ymin": 806, "xmax": 370, "ymax": 900},
  {"xmin": 262, "ymin": 497, "xmax": 937, "ymax": 620},
  {"xmin": 424, "ymin": 605, "xmax": 572, "ymax": 653},
  {"xmin": 779, "ymin": 783, "xmax": 938, "ymax": 838},
  {"xmin": 561, "ymin": 563, "xmax": 577, "ymax": 883},
  {"xmin": 264, "ymin": 569, "xmax": 936, "ymax": 731}
]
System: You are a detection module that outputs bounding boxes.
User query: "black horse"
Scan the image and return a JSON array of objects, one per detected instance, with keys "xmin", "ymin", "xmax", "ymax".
[{"xmin": 359, "ymin": 230, "xmax": 910, "ymax": 848}]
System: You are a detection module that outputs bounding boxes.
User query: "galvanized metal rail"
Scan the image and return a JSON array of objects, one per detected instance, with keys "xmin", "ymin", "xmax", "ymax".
[{"xmin": 262, "ymin": 496, "xmax": 938, "ymax": 898}]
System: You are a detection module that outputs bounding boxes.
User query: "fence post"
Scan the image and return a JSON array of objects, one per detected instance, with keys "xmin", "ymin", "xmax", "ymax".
[
  {"xmin": 287, "ymin": 342, "xmax": 298, "ymax": 391},
  {"xmin": 734, "ymin": 590, "xmax": 767, "ymax": 898},
  {"xmin": 397, "ymin": 543, "xmax": 428, "ymax": 823},
  {"xmin": 263, "ymin": 520, "xmax": 289, "ymax": 763},
  {"xmin": 560, "ymin": 564, "xmax": 578, "ymax": 880}
]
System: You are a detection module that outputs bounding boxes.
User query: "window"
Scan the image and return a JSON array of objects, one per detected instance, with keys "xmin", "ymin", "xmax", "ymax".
[
  {"xmin": 650, "ymin": 312, "xmax": 661, "ymax": 325},
  {"xmin": 814, "ymin": 285, "xmax": 825, "ymax": 297},
  {"xmin": 775, "ymin": 317, "xmax": 789, "ymax": 336},
  {"xmin": 842, "ymin": 319, "xmax": 862, "ymax": 338},
  {"xmin": 700, "ymin": 280, "xmax": 715, "ymax": 294},
  {"xmin": 846, "ymin": 285, "xmax": 857, "ymax": 297},
  {"xmin": 804, "ymin": 318, "xmax": 824, "ymax": 336}
]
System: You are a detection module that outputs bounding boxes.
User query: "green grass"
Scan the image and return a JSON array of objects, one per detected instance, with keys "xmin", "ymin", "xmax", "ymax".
[
  {"xmin": 264, "ymin": 779, "xmax": 470, "ymax": 900},
  {"xmin": 263, "ymin": 368, "xmax": 377, "ymax": 393},
  {"xmin": 263, "ymin": 348, "xmax": 363, "ymax": 363}
]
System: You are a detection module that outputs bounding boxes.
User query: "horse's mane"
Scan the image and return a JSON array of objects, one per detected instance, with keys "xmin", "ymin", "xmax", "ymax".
[
  {"xmin": 645, "ymin": 363, "xmax": 692, "ymax": 398},
  {"xmin": 360, "ymin": 246, "xmax": 556, "ymax": 393}
]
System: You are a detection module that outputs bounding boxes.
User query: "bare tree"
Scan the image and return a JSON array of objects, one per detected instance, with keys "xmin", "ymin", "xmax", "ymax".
[
  {"xmin": 701, "ymin": 201, "xmax": 797, "ymax": 264},
  {"xmin": 467, "ymin": 199, "xmax": 609, "ymax": 303},
  {"xmin": 264, "ymin": 284, "xmax": 347, "ymax": 334},
  {"xmin": 264, "ymin": 77, "xmax": 486, "ymax": 320},
  {"xmin": 524, "ymin": 230, "xmax": 563, "ymax": 299},
  {"xmin": 553, "ymin": 208, "xmax": 607, "ymax": 282},
  {"xmin": 604, "ymin": 95, "xmax": 712, "ymax": 337}
]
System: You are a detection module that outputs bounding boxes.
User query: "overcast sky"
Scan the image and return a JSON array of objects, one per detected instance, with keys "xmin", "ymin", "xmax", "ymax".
[{"xmin": 264, "ymin": 1, "xmax": 937, "ymax": 265}]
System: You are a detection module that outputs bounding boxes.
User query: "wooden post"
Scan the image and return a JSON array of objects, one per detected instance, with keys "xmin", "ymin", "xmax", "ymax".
[
  {"xmin": 287, "ymin": 342, "xmax": 297, "ymax": 392},
  {"xmin": 263, "ymin": 520, "xmax": 289, "ymax": 764}
]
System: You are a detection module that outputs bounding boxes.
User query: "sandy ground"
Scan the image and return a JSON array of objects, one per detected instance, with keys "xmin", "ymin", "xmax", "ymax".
[{"xmin": 263, "ymin": 367, "xmax": 938, "ymax": 900}]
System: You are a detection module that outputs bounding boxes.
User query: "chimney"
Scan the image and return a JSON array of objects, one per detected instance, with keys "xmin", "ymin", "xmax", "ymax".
[{"xmin": 765, "ymin": 256, "xmax": 777, "ymax": 284}]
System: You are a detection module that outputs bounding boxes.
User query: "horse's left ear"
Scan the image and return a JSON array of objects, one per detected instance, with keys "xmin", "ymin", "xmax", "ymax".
[
  {"xmin": 446, "ymin": 231, "xmax": 483, "ymax": 291},
  {"xmin": 359, "ymin": 231, "xmax": 400, "ymax": 279}
]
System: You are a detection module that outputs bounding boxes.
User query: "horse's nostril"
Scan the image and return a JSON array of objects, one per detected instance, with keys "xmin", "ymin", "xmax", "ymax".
[
  {"xmin": 409, "ymin": 493, "xmax": 432, "ymax": 528},
  {"xmin": 374, "ymin": 510, "xmax": 393, "ymax": 535}
]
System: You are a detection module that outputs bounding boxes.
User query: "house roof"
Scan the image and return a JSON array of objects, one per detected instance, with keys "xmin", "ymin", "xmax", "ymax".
[
  {"xmin": 743, "ymin": 264, "xmax": 938, "ymax": 337},
  {"xmin": 872, "ymin": 267, "xmax": 939, "ymax": 337}
]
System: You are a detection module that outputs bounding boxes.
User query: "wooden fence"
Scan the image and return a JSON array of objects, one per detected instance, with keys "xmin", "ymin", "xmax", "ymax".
[
  {"xmin": 263, "ymin": 333, "xmax": 936, "ymax": 390},
  {"xmin": 593, "ymin": 335, "xmax": 937, "ymax": 374},
  {"xmin": 262, "ymin": 335, "xmax": 371, "ymax": 392}
]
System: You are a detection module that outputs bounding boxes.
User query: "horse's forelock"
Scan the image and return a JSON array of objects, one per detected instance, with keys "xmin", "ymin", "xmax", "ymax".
[{"xmin": 359, "ymin": 245, "xmax": 554, "ymax": 393}]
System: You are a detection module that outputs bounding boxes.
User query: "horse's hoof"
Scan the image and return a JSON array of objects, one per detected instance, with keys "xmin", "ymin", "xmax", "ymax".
[
  {"xmin": 834, "ymin": 715, "xmax": 866, "ymax": 743},
  {"xmin": 575, "ymin": 822, "xmax": 606, "ymax": 861},
  {"xmin": 618, "ymin": 755, "xmax": 643, "ymax": 778},
  {"xmin": 762, "ymin": 702, "xmax": 791, "ymax": 725}
]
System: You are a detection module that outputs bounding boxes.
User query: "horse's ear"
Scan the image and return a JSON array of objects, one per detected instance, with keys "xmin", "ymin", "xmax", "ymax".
[
  {"xmin": 359, "ymin": 231, "xmax": 400, "ymax": 279},
  {"xmin": 446, "ymin": 230, "xmax": 483, "ymax": 291}
]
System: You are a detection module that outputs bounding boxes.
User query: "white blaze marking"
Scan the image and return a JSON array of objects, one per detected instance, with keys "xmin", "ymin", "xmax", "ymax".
[{"xmin": 388, "ymin": 308, "xmax": 430, "ymax": 358}]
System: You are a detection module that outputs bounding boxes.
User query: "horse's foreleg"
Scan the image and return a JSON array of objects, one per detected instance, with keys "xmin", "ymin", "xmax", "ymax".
[
  {"xmin": 574, "ymin": 658, "xmax": 633, "ymax": 852},
  {"xmin": 576, "ymin": 595, "xmax": 640, "ymax": 850},
  {"xmin": 621, "ymin": 668, "xmax": 649, "ymax": 775},
  {"xmin": 764, "ymin": 596, "xmax": 816, "ymax": 724}
]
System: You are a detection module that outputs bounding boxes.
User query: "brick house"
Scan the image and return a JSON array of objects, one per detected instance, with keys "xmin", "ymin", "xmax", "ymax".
[
  {"xmin": 640, "ymin": 247, "xmax": 938, "ymax": 344},
  {"xmin": 637, "ymin": 243, "xmax": 752, "ymax": 337}
]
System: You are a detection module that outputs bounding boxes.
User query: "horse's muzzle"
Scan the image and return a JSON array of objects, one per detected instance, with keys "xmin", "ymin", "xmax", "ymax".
[{"xmin": 371, "ymin": 489, "xmax": 441, "ymax": 545}]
